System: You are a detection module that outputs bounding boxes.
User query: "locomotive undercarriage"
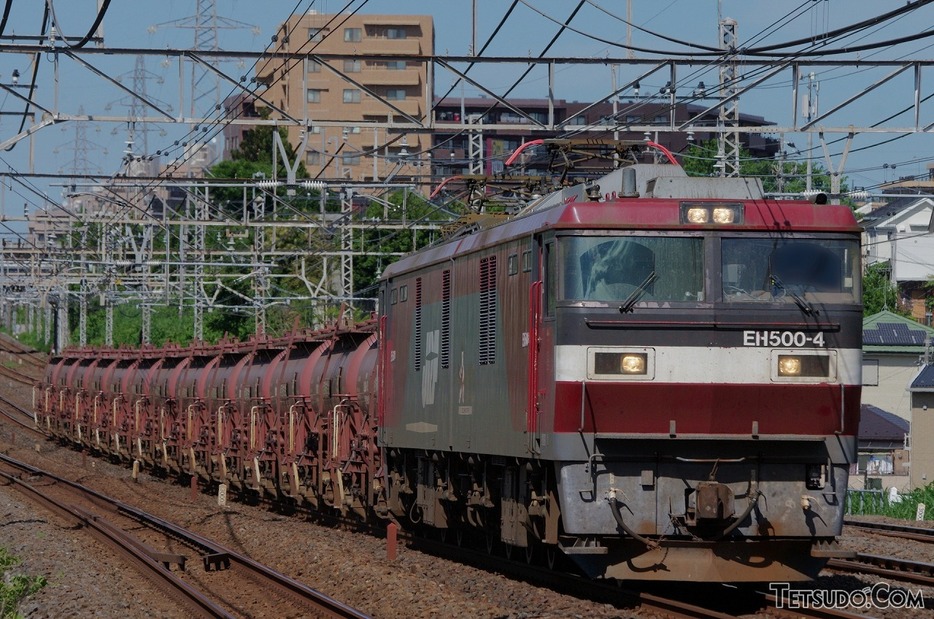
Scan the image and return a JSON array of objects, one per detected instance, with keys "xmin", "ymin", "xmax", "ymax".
[
  {"xmin": 552, "ymin": 437, "xmax": 857, "ymax": 581},
  {"xmin": 385, "ymin": 449, "xmax": 562, "ymax": 561}
]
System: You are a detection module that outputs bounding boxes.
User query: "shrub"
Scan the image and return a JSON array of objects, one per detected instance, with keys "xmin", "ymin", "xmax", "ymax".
[{"xmin": 0, "ymin": 547, "xmax": 46, "ymax": 619}]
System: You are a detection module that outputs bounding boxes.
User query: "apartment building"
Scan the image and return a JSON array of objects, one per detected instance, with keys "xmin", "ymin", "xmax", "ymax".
[
  {"xmin": 431, "ymin": 97, "xmax": 778, "ymax": 178},
  {"xmin": 253, "ymin": 12, "xmax": 433, "ymax": 183}
]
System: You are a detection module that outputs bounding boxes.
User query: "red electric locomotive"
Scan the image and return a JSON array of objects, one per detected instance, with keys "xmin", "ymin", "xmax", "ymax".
[{"xmin": 38, "ymin": 162, "xmax": 861, "ymax": 582}]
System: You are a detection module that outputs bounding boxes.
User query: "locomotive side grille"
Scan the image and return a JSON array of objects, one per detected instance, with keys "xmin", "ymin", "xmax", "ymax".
[
  {"xmin": 479, "ymin": 256, "xmax": 497, "ymax": 365},
  {"xmin": 441, "ymin": 269, "xmax": 451, "ymax": 369},
  {"xmin": 415, "ymin": 277, "xmax": 423, "ymax": 372}
]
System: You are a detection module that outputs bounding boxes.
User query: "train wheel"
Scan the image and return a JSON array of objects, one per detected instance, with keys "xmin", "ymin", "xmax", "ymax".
[{"xmin": 545, "ymin": 546, "xmax": 558, "ymax": 570}]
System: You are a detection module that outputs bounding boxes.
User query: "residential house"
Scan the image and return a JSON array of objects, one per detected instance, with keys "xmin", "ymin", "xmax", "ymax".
[
  {"xmin": 862, "ymin": 309, "xmax": 934, "ymax": 421},
  {"xmin": 860, "ymin": 196, "xmax": 934, "ymax": 322},
  {"xmin": 908, "ymin": 365, "xmax": 934, "ymax": 490}
]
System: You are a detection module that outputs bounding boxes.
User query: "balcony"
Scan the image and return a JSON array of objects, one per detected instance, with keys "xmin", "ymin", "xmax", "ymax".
[
  {"xmin": 360, "ymin": 97, "xmax": 421, "ymax": 118},
  {"xmin": 359, "ymin": 38, "xmax": 422, "ymax": 56},
  {"xmin": 359, "ymin": 69, "xmax": 422, "ymax": 87}
]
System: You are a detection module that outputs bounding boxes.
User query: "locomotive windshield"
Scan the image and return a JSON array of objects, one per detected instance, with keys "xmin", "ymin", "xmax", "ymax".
[
  {"xmin": 561, "ymin": 236, "xmax": 704, "ymax": 303},
  {"xmin": 722, "ymin": 237, "xmax": 859, "ymax": 304}
]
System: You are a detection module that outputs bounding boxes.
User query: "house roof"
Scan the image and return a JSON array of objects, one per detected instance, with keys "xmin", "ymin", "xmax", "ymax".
[
  {"xmin": 910, "ymin": 364, "xmax": 934, "ymax": 391},
  {"xmin": 859, "ymin": 404, "xmax": 909, "ymax": 442},
  {"xmin": 860, "ymin": 196, "xmax": 934, "ymax": 230},
  {"xmin": 863, "ymin": 310, "xmax": 934, "ymax": 352}
]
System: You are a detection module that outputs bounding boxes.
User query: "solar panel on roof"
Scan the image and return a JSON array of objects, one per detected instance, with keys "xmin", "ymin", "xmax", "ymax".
[{"xmin": 870, "ymin": 322, "xmax": 930, "ymax": 346}]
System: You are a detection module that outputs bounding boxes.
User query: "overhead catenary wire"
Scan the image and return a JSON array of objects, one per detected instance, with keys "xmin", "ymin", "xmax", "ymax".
[{"xmin": 45, "ymin": 0, "xmax": 111, "ymax": 49}]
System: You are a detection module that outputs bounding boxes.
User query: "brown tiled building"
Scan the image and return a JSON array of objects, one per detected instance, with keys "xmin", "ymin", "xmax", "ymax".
[{"xmin": 254, "ymin": 12, "xmax": 434, "ymax": 182}]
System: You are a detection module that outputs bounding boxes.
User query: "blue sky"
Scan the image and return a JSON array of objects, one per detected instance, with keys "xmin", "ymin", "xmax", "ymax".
[{"xmin": 0, "ymin": 0, "xmax": 930, "ymax": 216}]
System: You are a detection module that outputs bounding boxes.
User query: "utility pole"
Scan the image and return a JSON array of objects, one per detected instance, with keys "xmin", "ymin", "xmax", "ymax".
[
  {"xmin": 718, "ymin": 17, "xmax": 740, "ymax": 178},
  {"xmin": 804, "ymin": 72, "xmax": 818, "ymax": 193}
]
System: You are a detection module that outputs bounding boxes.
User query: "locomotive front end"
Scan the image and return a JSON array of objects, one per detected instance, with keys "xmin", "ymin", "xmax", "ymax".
[{"xmin": 541, "ymin": 197, "xmax": 862, "ymax": 581}]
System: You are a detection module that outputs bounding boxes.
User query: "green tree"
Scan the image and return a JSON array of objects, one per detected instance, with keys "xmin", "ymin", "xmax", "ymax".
[
  {"xmin": 682, "ymin": 139, "xmax": 846, "ymax": 196},
  {"xmin": 863, "ymin": 262, "xmax": 907, "ymax": 316},
  {"xmin": 354, "ymin": 190, "xmax": 454, "ymax": 296},
  {"xmin": 209, "ymin": 109, "xmax": 311, "ymax": 216}
]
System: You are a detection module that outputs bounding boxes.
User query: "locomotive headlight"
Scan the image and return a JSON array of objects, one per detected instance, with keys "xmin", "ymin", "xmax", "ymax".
[
  {"xmin": 712, "ymin": 207, "xmax": 735, "ymax": 224},
  {"xmin": 776, "ymin": 353, "xmax": 832, "ymax": 379},
  {"xmin": 591, "ymin": 349, "xmax": 652, "ymax": 379},
  {"xmin": 777, "ymin": 355, "xmax": 802, "ymax": 376},
  {"xmin": 620, "ymin": 353, "xmax": 647, "ymax": 374},
  {"xmin": 680, "ymin": 202, "xmax": 744, "ymax": 225},
  {"xmin": 685, "ymin": 207, "xmax": 709, "ymax": 224}
]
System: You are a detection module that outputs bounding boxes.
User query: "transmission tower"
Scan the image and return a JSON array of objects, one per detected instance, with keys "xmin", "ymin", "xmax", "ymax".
[
  {"xmin": 155, "ymin": 0, "xmax": 258, "ymax": 120},
  {"xmin": 119, "ymin": 55, "xmax": 173, "ymax": 157},
  {"xmin": 56, "ymin": 106, "xmax": 106, "ymax": 176}
]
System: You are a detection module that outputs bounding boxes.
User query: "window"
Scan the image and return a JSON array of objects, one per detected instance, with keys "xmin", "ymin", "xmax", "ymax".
[
  {"xmin": 385, "ymin": 60, "xmax": 407, "ymax": 70},
  {"xmin": 306, "ymin": 89, "xmax": 322, "ymax": 103},
  {"xmin": 400, "ymin": 285, "xmax": 408, "ymax": 302},
  {"xmin": 863, "ymin": 359, "xmax": 880, "ymax": 387},
  {"xmin": 568, "ymin": 115, "xmax": 588, "ymax": 125},
  {"xmin": 386, "ymin": 28, "xmax": 408, "ymax": 39},
  {"xmin": 441, "ymin": 270, "xmax": 451, "ymax": 369},
  {"xmin": 306, "ymin": 151, "xmax": 322, "ymax": 165},
  {"xmin": 721, "ymin": 237, "xmax": 859, "ymax": 305},
  {"xmin": 308, "ymin": 28, "xmax": 324, "ymax": 42},
  {"xmin": 479, "ymin": 256, "xmax": 497, "ymax": 365},
  {"xmin": 343, "ymin": 89, "xmax": 361, "ymax": 103},
  {"xmin": 508, "ymin": 254, "xmax": 518, "ymax": 275},
  {"xmin": 390, "ymin": 288, "xmax": 398, "ymax": 304},
  {"xmin": 344, "ymin": 28, "xmax": 361, "ymax": 42},
  {"xmin": 307, "ymin": 59, "xmax": 321, "ymax": 73},
  {"xmin": 545, "ymin": 243, "xmax": 556, "ymax": 316},
  {"xmin": 414, "ymin": 277, "xmax": 423, "ymax": 371},
  {"xmin": 344, "ymin": 59, "xmax": 361, "ymax": 73},
  {"xmin": 386, "ymin": 89, "xmax": 406, "ymax": 101},
  {"xmin": 563, "ymin": 236, "xmax": 703, "ymax": 303},
  {"xmin": 653, "ymin": 115, "xmax": 668, "ymax": 124},
  {"xmin": 341, "ymin": 154, "xmax": 360, "ymax": 166},
  {"xmin": 522, "ymin": 250, "xmax": 532, "ymax": 272}
]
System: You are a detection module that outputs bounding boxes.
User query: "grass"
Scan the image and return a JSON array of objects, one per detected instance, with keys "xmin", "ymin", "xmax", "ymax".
[
  {"xmin": 0, "ymin": 547, "xmax": 46, "ymax": 619},
  {"xmin": 846, "ymin": 482, "xmax": 934, "ymax": 521}
]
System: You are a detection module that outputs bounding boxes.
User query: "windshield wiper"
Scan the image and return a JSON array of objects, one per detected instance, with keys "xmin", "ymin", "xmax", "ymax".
[
  {"xmin": 619, "ymin": 271, "xmax": 659, "ymax": 313},
  {"xmin": 770, "ymin": 274, "xmax": 815, "ymax": 315}
]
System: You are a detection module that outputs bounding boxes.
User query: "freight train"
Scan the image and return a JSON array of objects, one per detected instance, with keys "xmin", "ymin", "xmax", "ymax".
[{"xmin": 36, "ymin": 161, "xmax": 861, "ymax": 582}]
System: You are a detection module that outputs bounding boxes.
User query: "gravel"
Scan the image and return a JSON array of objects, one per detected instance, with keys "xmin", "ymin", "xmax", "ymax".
[{"xmin": 1, "ymin": 363, "xmax": 933, "ymax": 618}]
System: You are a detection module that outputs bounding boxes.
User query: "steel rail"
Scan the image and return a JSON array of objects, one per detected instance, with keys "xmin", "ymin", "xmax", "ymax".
[
  {"xmin": 828, "ymin": 553, "xmax": 934, "ymax": 587},
  {"xmin": 0, "ymin": 465, "xmax": 233, "ymax": 618},
  {"xmin": 0, "ymin": 452, "xmax": 370, "ymax": 619},
  {"xmin": 844, "ymin": 519, "xmax": 934, "ymax": 543}
]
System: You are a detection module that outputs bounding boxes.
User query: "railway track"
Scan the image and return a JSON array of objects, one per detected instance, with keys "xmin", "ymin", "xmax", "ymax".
[
  {"xmin": 0, "ymin": 453, "xmax": 369, "ymax": 619},
  {"xmin": 0, "ymin": 391, "xmax": 43, "ymax": 436},
  {"xmin": 0, "ymin": 343, "xmax": 920, "ymax": 617},
  {"xmin": 0, "ymin": 397, "xmax": 884, "ymax": 618},
  {"xmin": 0, "ymin": 361, "xmax": 39, "ymax": 386},
  {"xmin": 845, "ymin": 518, "xmax": 934, "ymax": 543},
  {"xmin": 828, "ymin": 553, "xmax": 934, "ymax": 587},
  {"xmin": 409, "ymin": 535, "xmax": 870, "ymax": 618}
]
